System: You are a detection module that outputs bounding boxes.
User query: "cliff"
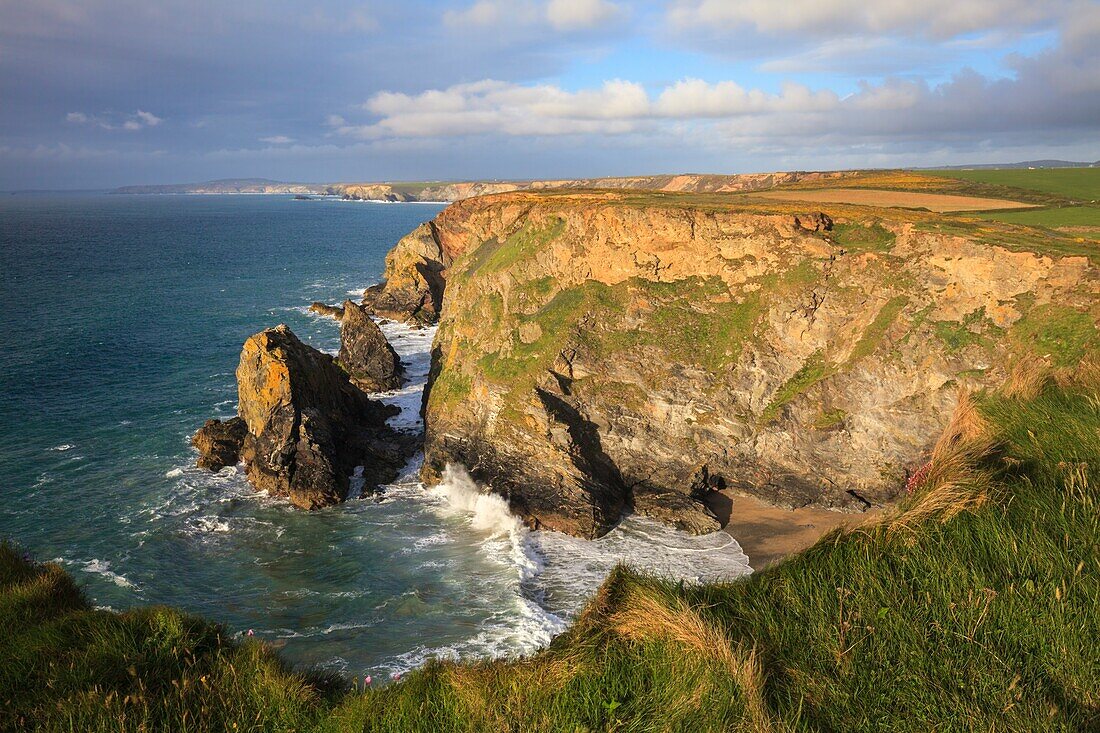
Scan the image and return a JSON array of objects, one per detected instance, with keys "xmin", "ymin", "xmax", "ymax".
[
  {"xmin": 374, "ymin": 191, "xmax": 1097, "ymax": 538},
  {"xmin": 113, "ymin": 171, "xmax": 856, "ymax": 202}
]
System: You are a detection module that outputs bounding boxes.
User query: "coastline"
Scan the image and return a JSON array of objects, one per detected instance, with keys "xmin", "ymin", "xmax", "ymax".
[{"xmin": 706, "ymin": 490, "xmax": 881, "ymax": 570}]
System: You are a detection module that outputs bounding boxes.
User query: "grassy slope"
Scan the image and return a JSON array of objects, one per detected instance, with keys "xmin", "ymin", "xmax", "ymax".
[{"xmin": 5, "ymin": 362, "xmax": 1098, "ymax": 731}]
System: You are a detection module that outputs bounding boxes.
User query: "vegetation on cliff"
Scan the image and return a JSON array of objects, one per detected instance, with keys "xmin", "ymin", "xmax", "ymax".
[
  {"xmin": 412, "ymin": 188, "xmax": 1096, "ymax": 537},
  {"xmin": 5, "ymin": 360, "xmax": 1098, "ymax": 730}
]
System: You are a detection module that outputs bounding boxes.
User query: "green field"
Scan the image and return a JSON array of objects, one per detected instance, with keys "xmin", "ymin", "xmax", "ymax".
[
  {"xmin": 929, "ymin": 167, "xmax": 1100, "ymax": 202},
  {"xmin": 977, "ymin": 205, "xmax": 1100, "ymax": 227},
  {"xmin": 4, "ymin": 362, "xmax": 1099, "ymax": 731}
]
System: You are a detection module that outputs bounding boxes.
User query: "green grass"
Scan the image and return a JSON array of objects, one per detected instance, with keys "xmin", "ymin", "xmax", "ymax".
[
  {"xmin": 465, "ymin": 218, "xmax": 566, "ymax": 276},
  {"xmin": 848, "ymin": 296, "xmax": 908, "ymax": 363},
  {"xmin": 1010, "ymin": 304, "xmax": 1100, "ymax": 368},
  {"xmin": 760, "ymin": 350, "xmax": 836, "ymax": 424},
  {"xmin": 928, "ymin": 168, "xmax": 1100, "ymax": 202},
  {"xmin": 975, "ymin": 205, "xmax": 1100, "ymax": 228},
  {"xmin": 6, "ymin": 369, "xmax": 1100, "ymax": 730},
  {"xmin": 356, "ymin": 369, "xmax": 1100, "ymax": 731},
  {"xmin": 831, "ymin": 222, "xmax": 897, "ymax": 252}
]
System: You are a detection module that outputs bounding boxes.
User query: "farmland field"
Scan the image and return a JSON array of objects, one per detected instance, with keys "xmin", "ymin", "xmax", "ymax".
[{"xmin": 928, "ymin": 167, "xmax": 1100, "ymax": 201}]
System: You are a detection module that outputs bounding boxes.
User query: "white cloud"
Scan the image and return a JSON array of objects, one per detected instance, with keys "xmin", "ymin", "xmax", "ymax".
[
  {"xmin": 667, "ymin": 0, "xmax": 1073, "ymax": 40},
  {"xmin": 443, "ymin": 0, "xmax": 621, "ymax": 31},
  {"xmin": 65, "ymin": 109, "xmax": 164, "ymax": 131},
  {"xmin": 546, "ymin": 0, "xmax": 620, "ymax": 30},
  {"xmin": 339, "ymin": 79, "xmax": 652, "ymax": 139},
  {"xmin": 135, "ymin": 110, "xmax": 162, "ymax": 126},
  {"xmin": 260, "ymin": 135, "xmax": 294, "ymax": 144}
]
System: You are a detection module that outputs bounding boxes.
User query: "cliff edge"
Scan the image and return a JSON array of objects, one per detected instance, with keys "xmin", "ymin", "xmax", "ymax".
[{"xmin": 376, "ymin": 191, "xmax": 1096, "ymax": 538}]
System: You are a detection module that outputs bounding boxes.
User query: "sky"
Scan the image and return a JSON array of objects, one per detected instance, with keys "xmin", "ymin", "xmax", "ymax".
[{"xmin": 1, "ymin": 0, "xmax": 1098, "ymax": 189}]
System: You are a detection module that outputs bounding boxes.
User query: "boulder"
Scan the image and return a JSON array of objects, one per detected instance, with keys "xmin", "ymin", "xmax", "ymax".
[
  {"xmin": 631, "ymin": 483, "xmax": 722, "ymax": 535},
  {"xmin": 192, "ymin": 417, "xmax": 247, "ymax": 471},
  {"xmin": 339, "ymin": 300, "xmax": 403, "ymax": 392},
  {"xmin": 230, "ymin": 324, "xmax": 408, "ymax": 509},
  {"xmin": 308, "ymin": 302, "xmax": 345, "ymax": 320}
]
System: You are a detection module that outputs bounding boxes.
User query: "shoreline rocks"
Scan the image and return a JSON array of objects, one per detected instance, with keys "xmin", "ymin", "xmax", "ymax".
[
  {"xmin": 192, "ymin": 417, "xmax": 247, "ymax": 471},
  {"xmin": 339, "ymin": 300, "xmax": 403, "ymax": 393},
  {"xmin": 196, "ymin": 324, "xmax": 414, "ymax": 510},
  {"xmin": 308, "ymin": 302, "xmax": 345, "ymax": 319}
]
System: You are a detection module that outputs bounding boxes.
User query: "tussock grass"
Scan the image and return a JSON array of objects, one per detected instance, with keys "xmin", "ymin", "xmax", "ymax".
[{"xmin": 5, "ymin": 364, "xmax": 1100, "ymax": 731}]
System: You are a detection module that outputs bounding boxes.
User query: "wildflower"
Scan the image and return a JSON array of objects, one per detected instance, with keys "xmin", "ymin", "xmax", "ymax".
[
  {"xmin": 246, "ymin": 629, "xmax": 254, "ymax": 637},
  {"xmin": 364, "ymin": 675, "xmax": 372, "ymax": 685},
  {"xmin": 906, "ymin": 461, "xmax": 932, "ymax": 495}
]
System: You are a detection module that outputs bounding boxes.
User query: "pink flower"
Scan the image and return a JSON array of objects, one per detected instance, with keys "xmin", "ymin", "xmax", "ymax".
[
  {"xmin": 906, "ymin": 461, "xmax": 932, "ymax": 495},
  {"xmin": 246, "ymin": 629, "xmax": 254, "ymax": 637},
  {"xmin": 391, "ymin": 672, "xmax": 401, "ymax": 681},
  {"xmin": 364, "ymin": 675, "xmax": 372, "ymax": 685}
]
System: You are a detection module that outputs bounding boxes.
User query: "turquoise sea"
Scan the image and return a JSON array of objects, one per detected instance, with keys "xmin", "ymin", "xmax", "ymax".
[{"xmin": 0, "ymin": 193, "xmax": 750, "ymax": 678}]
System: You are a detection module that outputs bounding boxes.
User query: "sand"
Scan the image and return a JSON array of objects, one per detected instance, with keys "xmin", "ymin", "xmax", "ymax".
[
  {"xmin": 706, "ymin": 490, "xmax": 881, "ymax": 570},
  {"xmin": 749, "ymin": 188, "xmax": 1035, "ymax": 213}
]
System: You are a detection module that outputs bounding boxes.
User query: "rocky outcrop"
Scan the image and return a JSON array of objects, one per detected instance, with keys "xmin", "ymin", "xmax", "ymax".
[
  {"xmin": 192, "ymin": 417, "xmax": 247, "ymax": 471},
  {"xmin": 308, "ymin": 301, "xmax": 345, "ymax": 319},
  {"xmin": 339, "ymin": 300, "xmax": 403, "ymax": 392},
  {"xmin": 230, "ymin": 324, "xmax": 410, "ymax": 509},
  {"xmin": 413, "ymin": 191, "xmax": 1097, "ymax": 538},
  {"xmin": 361, "ymin": 222, "xmax": 448, "ymax": 324}
]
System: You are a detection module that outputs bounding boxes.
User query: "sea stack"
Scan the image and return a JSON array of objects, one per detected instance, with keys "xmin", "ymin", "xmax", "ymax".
[
  {"xmin": 195, "ymin": 324, "xmax": 412, "ymax": 509},
  {"xmin": 339, "ymin": 300, "xmax": 403, "ymax": 393}
]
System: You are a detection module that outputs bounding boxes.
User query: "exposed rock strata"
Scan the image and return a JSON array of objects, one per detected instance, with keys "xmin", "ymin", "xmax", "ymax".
[
  {"xmin": 223, "ymin": 324, "xmax": 410, "ymax": 509},
  {"xmin": 339, "ymin": 300, "xmax": 403, "ymax": 392},
  {"xmin": 192, "ymin": 417, "xmax": 247, "ymax": 471},
  {"xmin": 403, "ymin": 191, "xmax": 1096, "ymax": 538}
]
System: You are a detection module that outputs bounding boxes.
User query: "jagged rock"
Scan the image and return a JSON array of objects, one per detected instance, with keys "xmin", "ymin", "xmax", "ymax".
[
  {"xmin": 631, "ymin": 484, "xmax": 722, "ymax": 535},
  {"xmin": 231, "ymin": 324, "xmax": 407, "ymax": 509},
  {"xmin": 361, "ymin": 222, "xmax": 447, "ymax": 324},
  {"xmin": 339, "ymin": 300, "xmax": 403, "ymax": 392},
  {"xmin": 794, "ymin": 212, "xmax": 834, "ymax": 232},
  {"xmin": 308, "ymin": 302, "xmax": 345, "ymax": 319},
  {"xmin": 192, "ymin": 417, "xmax": 246, "ymax": 471}
]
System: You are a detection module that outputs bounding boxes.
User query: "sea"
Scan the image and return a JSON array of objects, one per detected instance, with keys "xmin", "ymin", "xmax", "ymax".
[{"xmin": 0, "ymin": 192, "xmax": 751, "ymax": 678}]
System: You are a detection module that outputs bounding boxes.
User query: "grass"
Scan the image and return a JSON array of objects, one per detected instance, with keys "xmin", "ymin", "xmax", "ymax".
[
  {"xmin": 5, "ymin": 362, "xmax": 1100, "ymax": 730},
  {"xmin": 927, "ymin": 168, "xmax": 1100, "ymax": 202},
  {"xmin": 974, "ymin": 205, "xmax": 1100, "ymax": 228},
  {"xmin": 358, "ymin": 363, "xmax": 1100, "ymax": 731},
  {"xmin": 760, "ymin": 350, "xmax": 836, "ymax": 424},
  {"xmin": 831, "ymin": 222, "xmax": 897, "ymax": 253}
]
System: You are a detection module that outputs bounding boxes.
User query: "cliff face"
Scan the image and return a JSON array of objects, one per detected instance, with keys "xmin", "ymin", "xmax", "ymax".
[{"xmin": 395, "ymin": 192, "xmax": 1096, "ymax": 538}]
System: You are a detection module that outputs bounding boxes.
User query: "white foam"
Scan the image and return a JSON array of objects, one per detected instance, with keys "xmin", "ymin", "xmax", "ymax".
[
  {"xmin": 79, "ymin": 559, "xmax": 139, "ymax": 590},
  {"xmin": 49, "ymin": 444, "xmax": 74, "ymax": 452}
]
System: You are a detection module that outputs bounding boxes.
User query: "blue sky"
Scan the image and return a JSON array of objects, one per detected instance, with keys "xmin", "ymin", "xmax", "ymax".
[{"xmin": 0, "ymin": 0, "xmax": 1097, "ymax": 188}]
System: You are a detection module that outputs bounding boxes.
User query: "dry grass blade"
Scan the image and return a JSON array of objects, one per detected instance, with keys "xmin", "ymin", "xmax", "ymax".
[
  {"xmin": 1002, "ymin": 354, "xmax": 1052, "ymax": 401},
  {"xmin": 610, "ymin": 589, "xmax": 776, "ymax": 732},
  {"xmin": 885, "ymin": 390, "xmax": 996, "ymax": 534}
]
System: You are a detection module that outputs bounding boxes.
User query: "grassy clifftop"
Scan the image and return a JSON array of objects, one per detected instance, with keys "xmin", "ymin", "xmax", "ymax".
[{"xmin": 5, "ymin": 361, "xmax": 1099, "ymax": 731}]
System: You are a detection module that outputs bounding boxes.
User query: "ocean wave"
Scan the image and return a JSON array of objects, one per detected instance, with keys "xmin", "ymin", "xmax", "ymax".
[
  {"xmin": 71, "ymin": 559, "xmax": 140, "ymax": 590},
  {"xmin": 49, "ymin": 444, "xmax": 75, "ymax": 452}
]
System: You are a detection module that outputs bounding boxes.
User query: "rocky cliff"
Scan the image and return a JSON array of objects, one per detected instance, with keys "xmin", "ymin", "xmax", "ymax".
[{"xmin": 374, "ymin": 191, "xmax": 1096, "ymax": 538}]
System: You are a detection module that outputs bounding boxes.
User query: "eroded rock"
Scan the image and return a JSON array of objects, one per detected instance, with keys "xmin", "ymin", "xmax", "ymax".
[
  {"xmin": 225, "ymin": 324, "xmax": 408, "ymax": 509},
  {"xmin": 192, "ymin": 417, "xmax": 247, "ymax": 471},
  {"xmin": 308, "ymin": 301, "xmax": 345, "ymax": 320},
  {"xmin": 339, "ymin": 300, "xmax": 403, "ymax": 392},
  {"xmin": 412, "ymin": 191, "xmax": 1096, "ymax": 538}
]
